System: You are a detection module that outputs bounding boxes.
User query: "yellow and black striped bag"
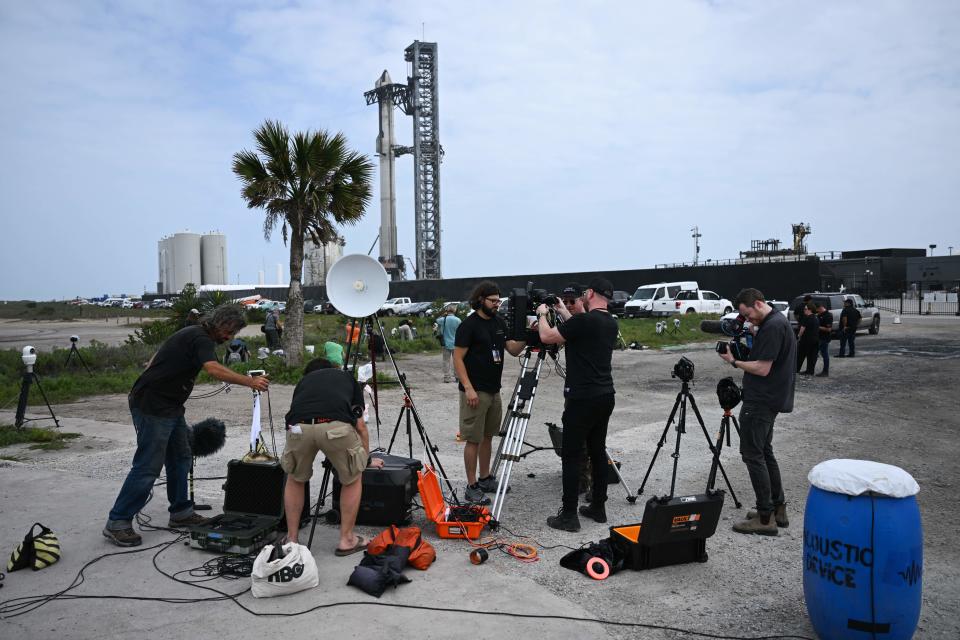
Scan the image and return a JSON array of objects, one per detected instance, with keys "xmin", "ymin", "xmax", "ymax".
[{"xmin": 7, "ymin": 523, "xmax": 61, "ymax": 572}]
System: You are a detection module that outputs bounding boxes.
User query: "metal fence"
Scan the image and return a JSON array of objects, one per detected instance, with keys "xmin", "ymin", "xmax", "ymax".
[{"xmin": 875, "ymin": 296, "xmax": 960, "ymax": 316}]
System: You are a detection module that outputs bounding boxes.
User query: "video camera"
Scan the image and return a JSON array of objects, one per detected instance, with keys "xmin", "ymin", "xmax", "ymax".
[
  {"xmin": 701, "ymin": 315, "xmax": 751, "ymax": 361},
  {"xmin": 505, "ymin": 282, "xmax": 560, "ymax": 343},
  {"xmin": 671, "ymin": 356, "xmax": 695, "ymax": 383}
]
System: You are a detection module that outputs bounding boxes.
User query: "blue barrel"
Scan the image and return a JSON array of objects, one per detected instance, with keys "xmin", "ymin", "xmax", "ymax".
[{"xmin": 803, "ymin": 460, "xmax": 923, "ymax": 640}]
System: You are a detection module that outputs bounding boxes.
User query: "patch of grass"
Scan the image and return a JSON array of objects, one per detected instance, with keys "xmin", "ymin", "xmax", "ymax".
[
  {"xmin": 29, "ymin": 440, "xmax": 69, "ymax": 450},
  {"xmin": 617, "ymin": 314, "xmax": 720, "ymax": 348},
  {"xmin": 0, "ymin": 454, "xmax": 24, "ymax": 461},
  {"xmin": 0, "ymin": 425, "xmax": 81, "ymax": 448}
]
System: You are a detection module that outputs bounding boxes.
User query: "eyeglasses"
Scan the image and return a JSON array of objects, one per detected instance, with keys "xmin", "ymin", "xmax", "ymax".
[{"xmin": 484, "ymin": 297, "xmax": 502, "ymax": 305}]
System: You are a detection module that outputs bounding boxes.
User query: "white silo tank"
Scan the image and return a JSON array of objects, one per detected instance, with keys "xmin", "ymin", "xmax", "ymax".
[
  {"xmin": 171, "ymin": 231, "xmax": 202, "ymax": 292},
  {"xmin": 201, "ymin": 232, "xmax": 228, "ymax": 285}
]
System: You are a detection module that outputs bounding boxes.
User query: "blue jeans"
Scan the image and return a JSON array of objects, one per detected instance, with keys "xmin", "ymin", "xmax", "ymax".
[
  {"xmin": 738, "ymin": 402, "xmax": 784, "ymax": 516},
  {"xmin": 107, "ymin": 407, "xmax": 193, "ymax": 529},
  {"xmin": 818, "ymin": 340, "xmax": 830, "ymax": 374},
  {"xmin": 838, "ymin": 329, "xmax": 856, "ymax": 356}
]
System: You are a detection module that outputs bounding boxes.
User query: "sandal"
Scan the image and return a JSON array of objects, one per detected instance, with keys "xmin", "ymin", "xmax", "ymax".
[{"xmin": 334, "ymin": 535, "xmax": 368, "ymax": 557}]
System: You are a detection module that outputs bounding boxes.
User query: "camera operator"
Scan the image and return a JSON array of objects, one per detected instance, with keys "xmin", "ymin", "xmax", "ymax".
[
  {"xmin": 103, "ymin": 305, "xmax": 270, "ymax": 547},
  {"xmin": 453, "ymin": 281, "xmax": 525, "ymax": 504},
  {"xmin": 717, "ymin": 288, "xmax": 795, "ymax": 536},
  {"xmin": 536, "ymin": 277, "xmax": 619, "ymax": 532}
]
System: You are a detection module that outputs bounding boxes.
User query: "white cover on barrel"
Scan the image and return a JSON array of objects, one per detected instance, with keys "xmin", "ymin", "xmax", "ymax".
[{"xmin": 808, "ymin": 459, "xmax": 919, "ymax": 497}]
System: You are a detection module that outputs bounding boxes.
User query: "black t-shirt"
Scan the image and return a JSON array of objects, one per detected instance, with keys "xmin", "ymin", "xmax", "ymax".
[
  {"xmin": 455, "ymin": 312, "xmax": 508, "ymax": 393},
  {"xmin": 799, "ymin": 314, "xmax": 820, "ymax": 345},
  {"xmin": 285, "ymin": 369, "xmax": 364, "ymax": 426},
  {"xmin": 742, "ymin": 311, "xmax": 796, "ymax": 413},
  {"xmin": 130, "ymin": 326, "xmax": 218, "ymax": 417},
  {"xmin": 818, "ymin": 311, "xmax": 834, "ymax": 342},
  {"xmin": 840, "ymin": 306, "xmax": 861, "ymax": 330},
  {"xmin": 557, "ymin": 310, "xmax": 619, "ymax": 399}
]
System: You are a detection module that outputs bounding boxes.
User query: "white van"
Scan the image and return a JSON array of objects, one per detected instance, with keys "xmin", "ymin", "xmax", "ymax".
[{"xmin": 623, "ymin": 281, "xmax": 698, "ymax": 318}]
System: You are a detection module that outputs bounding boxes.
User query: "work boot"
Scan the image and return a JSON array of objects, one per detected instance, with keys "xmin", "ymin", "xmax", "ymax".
[
  {"xmin": 168, "ymin": 512, "xmax": 212, "ymax": 529},
  {"xmin": 102, "ymin": 526, "xmax": 142, "ymax": 547},
  {"xmin": 464, "ymin": 483, "xmax": 490, "ymax": 505},
  {"xmin": 578, "ymin": 503, "xmax": 607, "ymax": 524},
  {"xmin": 732, "ymin": 514, "xmax": 778, "ymax": 536},
  {"xmin": 815, "ymin": 372, "xmax": 829, "ymax": 378},
  {"xmin": 747, "ymin": 504, "xmax": 789, "ymax": 527},
  {"xmin": 546, "ymin": 508, "xmax": 581, "ymax": 532}
]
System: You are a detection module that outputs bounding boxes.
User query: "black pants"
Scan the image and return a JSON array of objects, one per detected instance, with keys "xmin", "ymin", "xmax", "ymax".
[
  {"xmin": 738, "ymin": 402, "xmax": 784, "ymax": 515},
  {"xmin": 796, "ymin": 340, "xmax": 819, "ymax": 373},
  {"xmin": 561, "ymin": 393, "xmax": 615, "ymax": 511}
]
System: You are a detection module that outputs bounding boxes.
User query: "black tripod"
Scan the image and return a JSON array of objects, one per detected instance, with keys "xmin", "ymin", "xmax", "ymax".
[
  {"xmin": 707, "ymin": 408, "xmax": 741, "ymax": 498},
  {"xmin": 64, "ymin": 339, "xmax": 92, "ymax": 376},
  {"xmin": 637, "ymin": 378, "xmax": 741, "ymax": 507},
  {"xmin": 14, "ymin": 369, "xmax": 60, "ymax": 429}
]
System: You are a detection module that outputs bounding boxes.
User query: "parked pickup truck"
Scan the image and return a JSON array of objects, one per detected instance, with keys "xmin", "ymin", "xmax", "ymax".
[
  {"xmin": 789, "ymin": 293, "xmax": 881, "ymax": 336},
  {"xmin": 378, "ymin": 297, "xmax": 411, "ymax": 316},
  {"xmin": 655, "ymin": 289, "xmax": 733, "ymax": 315}
]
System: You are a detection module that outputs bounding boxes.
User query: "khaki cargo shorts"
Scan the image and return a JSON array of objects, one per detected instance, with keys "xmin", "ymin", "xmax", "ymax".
[
  {"xmin": 459, "ymin": 391, "xmax": 502, "ymax": 444},
  {"xmin": 281, "ymin": 421, "xmax": 367, "ymax": 485}
]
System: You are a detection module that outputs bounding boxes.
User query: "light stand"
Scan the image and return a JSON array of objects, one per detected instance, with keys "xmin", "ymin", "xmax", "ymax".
[
  {"xmin": 14, "ymin": 347, "xmax": 60, "ymax": 430},
  {"xmin": 64, "ymin": 336, "xmax": 92, "ymax": 376}
]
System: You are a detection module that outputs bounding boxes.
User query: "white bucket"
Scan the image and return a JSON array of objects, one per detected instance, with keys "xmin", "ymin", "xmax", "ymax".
[{"xmin": 305, "ymin": 345, "xmax": 315, "ymax": 354}]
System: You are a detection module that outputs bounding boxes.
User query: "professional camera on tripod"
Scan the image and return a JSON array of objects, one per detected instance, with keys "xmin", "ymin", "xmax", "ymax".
[
  {"xmin": 701, "ymin": 315, "xmax": 751, "ymax": 361},
  {"xmin": 504, "ymin": 282, "xmax": 562, "ymax": 346}
]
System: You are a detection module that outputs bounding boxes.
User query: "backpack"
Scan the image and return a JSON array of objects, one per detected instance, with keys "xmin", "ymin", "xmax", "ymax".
[{"xmin": 367, "ymin": 525, "xmax": 436, "ymax": 570}]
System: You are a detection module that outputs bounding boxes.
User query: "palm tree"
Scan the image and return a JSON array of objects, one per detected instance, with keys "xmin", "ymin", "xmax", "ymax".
[{"xmin": 233, "ymin": 120, "xmax": 374, "ymax": 366}]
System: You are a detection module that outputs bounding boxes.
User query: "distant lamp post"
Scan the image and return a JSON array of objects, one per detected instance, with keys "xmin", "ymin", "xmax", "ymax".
[
  {"xmin": 929, "ymin": 244, "xmax": 937, "ymax": 257},
  {"xmin": 865, "ymin": 269, "xmax": 873, "ymax": 299}
]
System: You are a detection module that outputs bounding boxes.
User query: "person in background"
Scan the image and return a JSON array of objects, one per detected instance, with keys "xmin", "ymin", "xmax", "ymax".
[
  {"xmin": 815, "ymin": 302, "xmax": 833, "ymax": 377},
  {"xmin": 837, "ymin": 298, "xmax": 861, "ymax": 358},
  {"xmin": 795, "ymin": 302, "xmax": 820, "ymax": 375},
  {"xmin": 435, "ymin": 305, "xmax": 462, "ymax": 383},
  {"xmin": 265, "ymin": 308, "xmax": 282, "ymax": 351}
]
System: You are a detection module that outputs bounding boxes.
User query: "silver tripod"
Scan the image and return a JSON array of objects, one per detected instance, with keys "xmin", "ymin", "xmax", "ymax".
[{"xmin": 489, "ymin": 345, "xmax": 552, "ymax": 524}]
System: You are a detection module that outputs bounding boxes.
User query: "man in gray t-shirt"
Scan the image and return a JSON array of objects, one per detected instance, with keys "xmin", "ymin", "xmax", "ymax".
[{"xmin": 717, "ymin": 288, "xmax": 796, "ymax": 536}]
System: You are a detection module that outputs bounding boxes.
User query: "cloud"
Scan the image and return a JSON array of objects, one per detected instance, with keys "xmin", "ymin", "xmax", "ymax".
[{"xmin": 1, "ymin": 1, "xmax": 958, "ymax": 298}]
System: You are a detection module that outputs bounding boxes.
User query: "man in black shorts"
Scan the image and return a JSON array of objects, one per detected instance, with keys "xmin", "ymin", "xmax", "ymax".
[
  {"xmin": 717, "ymin": 288, "xmax": 796, "ymax": 536},
  {"xmin": 453, "ymin": 281, "xmax": 526, "ymax": 504},
  {"xmin": 536, "ymin": 277, "xmax": 619, "ymax": 532},
  {"xmin": 104, "ymin": 305, "xmax": 270, "ymax": 547},
  {"xmin": 281, "ymin": 358, "xmax": 383, "ymax": 555}
]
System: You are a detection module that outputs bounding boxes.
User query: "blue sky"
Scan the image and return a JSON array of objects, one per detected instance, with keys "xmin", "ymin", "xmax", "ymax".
[{"xmin": 1, "ymin": 1, "xmax": 958, "ymax": 300}]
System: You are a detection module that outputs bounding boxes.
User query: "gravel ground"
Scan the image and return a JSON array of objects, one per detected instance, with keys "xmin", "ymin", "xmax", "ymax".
[{"xmin": 3, "ymin": 315, "xmax": 958, "ymax": 638}]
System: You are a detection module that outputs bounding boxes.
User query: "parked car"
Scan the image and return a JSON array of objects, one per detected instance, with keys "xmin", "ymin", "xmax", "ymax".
[
  {"xmin": 623, "ymin": 281, "xmax": 698, "ymax": 318},
  {"xmin": 607, "ymin": 290, "xmax": 631, "ymax": 316},
  {"xmin": 656, "ymin": 289, "xmax": 733, "ymax": 315},
  {"xmin": 379, "ymin": 297, "xmax": 412, "ymax": 316},
  {"xmin": 788, "ymin": 293, "xmax": 880, "ymax": 336},
  {"xmin": 401, "ymin": 301, "xmax": 434, "ymax": 317}
]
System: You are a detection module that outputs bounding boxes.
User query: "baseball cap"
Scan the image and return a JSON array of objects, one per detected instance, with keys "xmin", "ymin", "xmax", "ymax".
[
  {"xmin": 561, "ymin": 283, "xmax": 585, "ymax": 298},
  {"xmin": 587, "ymin": 277, "xmax": 614, "ymax": 300}
]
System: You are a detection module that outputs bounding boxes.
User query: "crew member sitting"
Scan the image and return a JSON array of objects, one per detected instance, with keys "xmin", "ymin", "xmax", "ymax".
[{"xmin": 281, "ymin": 358, "xmax": 383, "ymax": 555}]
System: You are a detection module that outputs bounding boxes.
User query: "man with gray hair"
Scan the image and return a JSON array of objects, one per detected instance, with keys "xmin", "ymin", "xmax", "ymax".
[{"xmin": 103, "ymin": 305, "xmax": 270, "ymax": 547}]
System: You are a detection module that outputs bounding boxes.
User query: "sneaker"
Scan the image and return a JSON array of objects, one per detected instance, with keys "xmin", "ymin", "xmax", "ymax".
[
  {"xmin": 836, "ymin": 353, "xmax": 846, "ymax": 358},
  {"xmin": 578, "ymin": 503, "xmax": 607, "ymax": 523},
  {"xmin": 464, "ymin": 483, "xmax": 490, "ymax": 505},
  {"xmin": 732, "ymin": 514, "xmax": 778, "ymax": 536},
  {"xmin": 799, "ymin": 371, "xmax": 813, "ymax": 376},
  {"xmin": 476, "ymin": 475, "xmax": 500, "ymax": 493},
  {"xmin": 815, "ymin": 372, "xmax": 829, "ymax": 377},
  {"xmin": 546, "ymin": 508, "xmax": 581, "ymax": 532},
  {"xmin": 103, "ymin": 526, "xmax": 142, "ymax": 547},
  {"xmin": 747, "ymin": 504, "xmax": 789, "ymax": 527},
  {"xmin": 168, "ymin": 513, "xmax": 212, "ymax": 529}
]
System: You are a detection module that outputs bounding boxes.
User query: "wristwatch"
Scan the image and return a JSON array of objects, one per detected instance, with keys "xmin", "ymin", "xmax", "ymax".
[{"xmin": 731, "ymin": 359, "xmax": 737, "ymax": 369}]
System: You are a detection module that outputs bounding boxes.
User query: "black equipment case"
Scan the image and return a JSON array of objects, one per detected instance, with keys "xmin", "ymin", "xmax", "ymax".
[
  {"xmin": 610, "ymin": 490, "xmax": 724, "ymax": 570},
  {"xmin": 331, "ymin": 452, "xmax": 422, "ymax": 526},
  {"xmin": 189, "ymin": 460, "xmax": 307, "ymax": 554}
]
